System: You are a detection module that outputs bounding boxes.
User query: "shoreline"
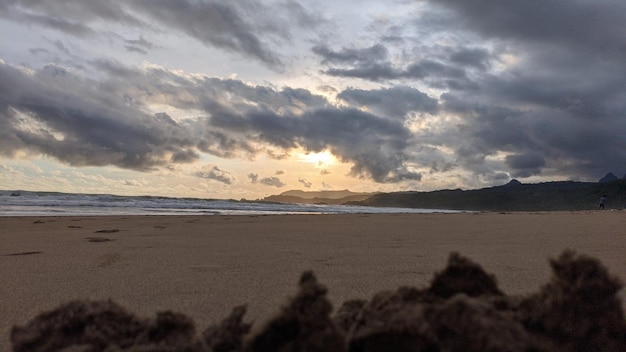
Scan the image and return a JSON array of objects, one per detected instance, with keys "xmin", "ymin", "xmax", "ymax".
[{"xmin": 1, "ymin": 211, "xmax": 625, "ymax": 349}]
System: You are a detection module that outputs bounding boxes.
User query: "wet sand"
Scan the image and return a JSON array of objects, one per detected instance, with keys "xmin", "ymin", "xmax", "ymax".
[{"xmin": 1, "ymin": 211, "xmax": 625, "ymax": 349}]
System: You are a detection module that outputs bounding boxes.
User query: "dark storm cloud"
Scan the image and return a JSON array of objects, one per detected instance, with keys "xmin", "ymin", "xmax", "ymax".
[
  {"xmin": 0, "ymin": 60, "xmax": 425, "ymax": 183},
  {"xmin": 282, "ymin": 0, "xmax": 325, "ymax": 29},
  {"xmin": 196, "ymin": 131, "xmax": 257, "ymax": 159},
  {"xmin": 4, "ymin": 0, "xmax": 625, "ymax": 186},
  {"xmin": 90, "ymin": 59, "xmax": 140, "ymax": 79},
  {"xmin": 505, "ymin": 152, "xmax": 545, "ymax": 178},
  {"xmin": 210, "ymin": 106, "xmax": 421, "ymax": 183},
  {"xmin": 309, "ymin": 0, "xmax": 626, "ymax": 181},
  {"xmin": 449, "ymin": 47, "xmax": 491, "ymax": 70},
  {"xmin": 0, "ymin": 62, "xmax": 197, "ymax": 171},
  {"xmin": 312, "ymin": 44, "xmax": 388, "ymax": 65},
  {"xmin": 338, "ymin": 86, "xmax": 438, "ymax": 118},
  {"xmin": 171, "ymin": 149, "xmax": 199, "ymax": 163},
  {"xmin": 0, "ymin": 0, "xmax": 142, "ymax": 36},
  {"xmin": 441, "ymin": 94, "xmax": 535, "ymax": 151},
  {"xmin": 17, "ymin": 12, "xmax": 97, "ymax": 37},
  {"xmin": 315, "ymin": 43, "xmax": 469, "ymax": 85},
  {"xmin": 130, "ymin": 0, "xmax": 285, "ymax": 68},
  {"xmin": 441, "ymin": 88, "xmax": 626, "ymax": 179},
  {"xmin": 87, "ymin": 60, "xmax": 421, "ymax": 183},
  {"xmin": 1, "ymin": 0, "xmax": 322, "ymax": 69},
  {"xmin": 433, "ymin": 0, "xmax": 626, "ymax": 58}
]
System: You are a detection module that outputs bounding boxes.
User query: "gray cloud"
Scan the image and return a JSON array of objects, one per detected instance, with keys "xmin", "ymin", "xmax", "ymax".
[
  {"xmin": 130, "ymin": 0, "xmax": 285, "ymax": 68},
  {"xmin": 428, "ymin": 0, "xmax": 626, "ymax": 180},
  {"xmin": 314, "ymin": 43, "xmax": 470, "ymax": 85},
  {"xmin": 124, "ymin": 46, "xmax": 147, "ymax": 55},
  {"xmin": 52, "ymin": 40, "xmax": 71, "ymax": 56},
  {"xmin": 124, "ymin": 37, "xmax": 158, "ymax": 55},
  {"xmin": 29, "ymin": 48, "xmax": 49, "ymax": 56},
  {"xmin": 6, "ymin": 51, "xmax": 619, "ymax": 186},
  {"xmin": 505, "ymin": 152, "xmax": 546, "ymax": 178},
  {"xmin": 298, "ymin": 178, "xmax": 312, "ymax": 188},
  {"xmin": 282, "ymin": 0, "xmax": 326, "ymax": 29},
  {"xmin": 0, "ymin": 1, "xmax": 142, "ymax": 36},
  {"xmin": 449, "ymin": 47, "xmax": 491, "ymax": 70},
  {"xmin": 196, "ymin": 131, "xmax": 257, "ymax": 159},
  {"xmin": 15, "ymin": 12, "xmax": 97, "ymax": 38},
  {"xmin": 1, "ymin": 0, "xmax": 322, "ymax": 69},
  {"xmin": 89, "ymin": 59, "xmax": 140, "ymax": 78},
  {"xmin": 432, "ymin": 0, "xmax": 626, "ymax": 58},
  {"xmin": 210, "ymin": 105, "xmax": 420, "ymax": 183},
  {"xmin": 3, "ymin": 0, "xmax": 626, "ymax": 189},
  {"xmin": 0, "ymin": 62, "xmax": 196, "ymax": 171},
  {"xmin": 312, "ymin": 44, "xmax": 388, "ymax": 65},
  {"xmin": 309, "ymin": 0, "xmax": 626, "ymax": 181},
  {"xmin": 171, "ymin": 149, "xmax": 199, "ymax": 163},
  {"xmin": 5, "ymin": 56, "xmax": 422, "ymax": 183},
  {"xmin": 247, "ymin": 173, "xmax": 258, "ymax": 183},
  {"xmin": 259, "ymin": 176, "xmax": 286, "ymax": 188},
  {"xmin": 338, "ymin": 86, "xmax": 438, "ymax": 118},
  {"xmin": 125, "ymin": 36, "xmax": 156, "ymax": 51},
  {"xmin": 195, "ymin": 165, "xmax": 235, "ymax": 185},
  {"xmin": 248, "ymin": 172, "xmax": 286, "ymax": 187}
]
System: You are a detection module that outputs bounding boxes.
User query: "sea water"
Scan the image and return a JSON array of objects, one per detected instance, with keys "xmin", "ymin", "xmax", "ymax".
[{"xmin": 0, "ymin": 191, "xmax": 459, "ymax": 216}]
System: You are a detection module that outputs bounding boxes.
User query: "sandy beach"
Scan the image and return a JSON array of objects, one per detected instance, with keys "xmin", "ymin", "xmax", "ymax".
[{"xmin": 1, "ymin": 211, "xmax": 625, "ymax": 350}]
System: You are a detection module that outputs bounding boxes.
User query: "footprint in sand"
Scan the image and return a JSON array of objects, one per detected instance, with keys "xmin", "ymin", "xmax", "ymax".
[
  {"xmin": 2, "ymin": 251, "xmax": 43, "ymax": 256},
  {"xmin": 94, "ymin": 229, "xmax": 120, "ymax": 233},
  {"xmin": 97, "ymin": 253, "xmax": 121, "ymax": 268},
  {"xmin": 85, "ymin": 237, "xmax": 115, "ymax": 243}
]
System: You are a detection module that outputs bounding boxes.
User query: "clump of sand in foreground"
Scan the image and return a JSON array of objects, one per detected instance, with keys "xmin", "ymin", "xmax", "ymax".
[{"xmin": 11, "ymin": 250, "xmax": 626, "ymax": 352}]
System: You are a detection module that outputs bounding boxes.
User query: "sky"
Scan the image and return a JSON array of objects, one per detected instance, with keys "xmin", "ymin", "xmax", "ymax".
[{"xmin": 1, "ymin": 0, "xmax": 625, "ymax": 200}]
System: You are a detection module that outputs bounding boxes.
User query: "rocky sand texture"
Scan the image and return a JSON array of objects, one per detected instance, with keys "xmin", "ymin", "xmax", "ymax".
[{"xmin": 11, "ymin": 250, "xmax": 626, "ymax": 352}]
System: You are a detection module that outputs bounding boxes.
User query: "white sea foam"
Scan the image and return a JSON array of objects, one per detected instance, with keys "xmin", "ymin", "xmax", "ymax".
[{"xmin": 0, "ymin": 191, "xmax": 460, "ymax": 216}]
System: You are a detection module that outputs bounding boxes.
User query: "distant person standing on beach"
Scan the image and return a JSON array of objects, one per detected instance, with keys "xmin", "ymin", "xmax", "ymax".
[{"xmin": 599, "ymin": 195, "xmax": 606, "ymax": 209}]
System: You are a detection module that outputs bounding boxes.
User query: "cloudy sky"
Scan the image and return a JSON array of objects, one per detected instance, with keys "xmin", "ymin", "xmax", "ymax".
[{"xmin": 1, "ymin": 0, "xmax": 625, "ymax": 199}]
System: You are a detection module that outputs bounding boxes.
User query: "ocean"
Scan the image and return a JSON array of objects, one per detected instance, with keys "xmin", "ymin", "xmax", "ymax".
[{"xmin": 0, "ymin": 190, "xmax": 458, "ymax": 216}]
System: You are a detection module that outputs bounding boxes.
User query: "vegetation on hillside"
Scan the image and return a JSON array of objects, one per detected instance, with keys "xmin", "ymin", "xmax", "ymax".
[{"xmin": 354, "ymin": 179, "xmax": 626, "ymax": 211}]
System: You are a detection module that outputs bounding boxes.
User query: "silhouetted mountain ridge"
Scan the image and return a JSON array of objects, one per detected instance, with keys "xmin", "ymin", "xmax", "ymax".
[
  {"xmin": 599, "ymin": 172, "xmax": 619, "ymax": 183},
  {"xmin": 263, "ymin": 190, "xmax": 377, "ymax": 205},
  {"xmin": 354, "ymin": 177, "xmax": 626, "ymax": 211},
  {"xmin": 261, "ymin": 173, "xmax": 626, "ymax": 211}
]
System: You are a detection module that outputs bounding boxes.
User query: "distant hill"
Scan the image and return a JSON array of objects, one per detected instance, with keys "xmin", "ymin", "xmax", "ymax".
[
  {"xmin": 353, "ymin": 178, "xmax": 626, "ymax": 211},
  {"xmin": 263, "ymin": 190, "xmax": 377, "ymax": 205},
  {"xmin": 262, "ymin": 173, "xmax": 626, "ymax": 211},
  {"xmin": 599, "ymin": 172, "xmax": 619, "ymax": 183}
]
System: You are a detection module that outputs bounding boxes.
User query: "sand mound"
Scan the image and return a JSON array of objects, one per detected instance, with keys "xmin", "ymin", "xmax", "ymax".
[{"xmin": 12, "ymin": 250, "xmax": 626, "ymax": 352}]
